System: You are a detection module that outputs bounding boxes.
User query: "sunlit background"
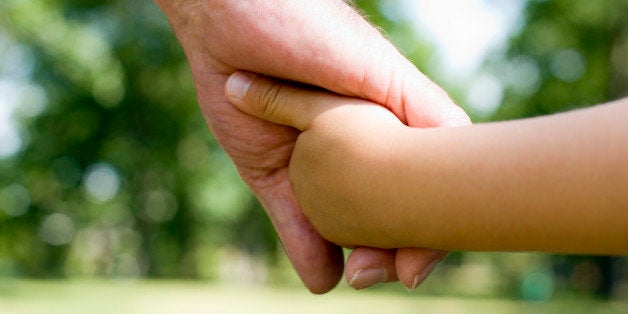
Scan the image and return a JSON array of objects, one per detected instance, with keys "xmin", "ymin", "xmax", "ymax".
[{"xmin": 0, "ymin": 0, "xmax": 627, "ymax": 313}]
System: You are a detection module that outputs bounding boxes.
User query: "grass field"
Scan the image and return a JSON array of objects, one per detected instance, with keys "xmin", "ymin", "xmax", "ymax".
[{"xmin": 0, "ymin": 280, "xmax": 626, "ymax": 314}]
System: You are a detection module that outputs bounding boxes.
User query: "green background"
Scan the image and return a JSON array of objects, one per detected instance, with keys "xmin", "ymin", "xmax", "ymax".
[{"xmin": 0, "ymin": 0, "xmax": 626, "ymax": 310}]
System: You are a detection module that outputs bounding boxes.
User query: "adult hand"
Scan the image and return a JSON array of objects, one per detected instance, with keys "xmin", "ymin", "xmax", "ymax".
[
  {"xmin": 226, "ymin": 72, "xmax": 431, "ymax": 247},
  {"xmin": 154, "ymin": 0, "xmax": 469, "ymax": 292}
]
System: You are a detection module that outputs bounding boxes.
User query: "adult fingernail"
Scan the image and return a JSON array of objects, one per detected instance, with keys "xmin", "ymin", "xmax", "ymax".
[
  {"xmin": 349, "ymin": 268, "xmax": 388, "ymax": 290},
  {"xmin": 408, "ymin": 260, "xmax": 439, "ymax": 292},
  {"xmin": 227, "ymin": 72, "xmax": 252, "ymax": 100}
]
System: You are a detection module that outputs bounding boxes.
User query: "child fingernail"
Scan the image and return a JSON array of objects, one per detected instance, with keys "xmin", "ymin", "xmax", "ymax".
[
  {"xmin": 349, "ymin": 268, "xmax": 388, "ymax": 290},
  {"xmin": 408, "ymin": 260, "xmax": 439, "ymax": 292},
  {"xmin": 227, "ymin": 72, "xmax": 253, "ymax": 100}
]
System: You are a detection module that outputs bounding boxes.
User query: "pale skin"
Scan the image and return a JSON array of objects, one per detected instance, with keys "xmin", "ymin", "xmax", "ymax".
[
  {"xmin": 226, "ymin": 72, "xmax": 628, "ymax": 255},
  {"xmin": 153, "ymin": 0, "xmax": 468, "ymax": 292}
]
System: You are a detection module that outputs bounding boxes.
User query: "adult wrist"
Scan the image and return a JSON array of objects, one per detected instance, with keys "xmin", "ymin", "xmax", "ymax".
[
  {"xmin": 154, "ymin": 0, "xmax": 204, "ymax": 36},
  {"xmin": 154, "ymin": 0, "xmax": 189, "ymax": 18}
]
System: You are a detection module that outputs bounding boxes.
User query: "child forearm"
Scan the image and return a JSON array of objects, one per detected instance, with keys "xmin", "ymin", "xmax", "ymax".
[
  {"xmin": 225, "ymin": 71, "xmax": 627, "ymax": 255},
  {"xmin": 388, "ymin": 98, "xmax": 628, "ymax": 254}
]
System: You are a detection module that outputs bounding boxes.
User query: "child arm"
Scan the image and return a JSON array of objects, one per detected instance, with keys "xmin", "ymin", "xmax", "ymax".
[
  {"xmin": 391, "ymin": 98, "xmax": 628, "ymax": 254},
  {"xmin": 226, "ymin": 72, "xmax": 628, "ymax": 255}
]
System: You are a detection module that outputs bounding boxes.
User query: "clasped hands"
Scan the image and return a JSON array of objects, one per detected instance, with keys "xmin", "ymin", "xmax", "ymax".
[
  {"xmin": 226, "ymin": 72, "xmax": 443, "ymax": 249},
  {"xmin": 154, "ymin": 0, "xmax": 470, "ymax": 293}
]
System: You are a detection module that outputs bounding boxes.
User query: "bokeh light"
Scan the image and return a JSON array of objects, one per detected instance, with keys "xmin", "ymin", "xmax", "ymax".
[
  {"xmin": 0, "ymin": 0, "xmax": 625, "ymax": 310},
  {"xmin": 38, "ymin": 213, "xmax": 76, "ymax": 246},
  {"xmin": 0, "ymin": 184, "xmax": 31, "ymax": 217},
  {"xmin": 82, "ymin": 163, "xmax": 121, "ymax": 203}
]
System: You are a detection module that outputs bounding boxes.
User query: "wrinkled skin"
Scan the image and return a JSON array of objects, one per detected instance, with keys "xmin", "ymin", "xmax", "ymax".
[{"xmin": 154, "ymin": 0, "xmax": 470, "ymax": 293}]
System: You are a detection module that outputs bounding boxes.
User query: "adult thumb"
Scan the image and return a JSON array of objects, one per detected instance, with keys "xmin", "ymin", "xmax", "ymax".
[{"xmin": 225, "ymin": 72, "xmax": 337, "ymax": 131}]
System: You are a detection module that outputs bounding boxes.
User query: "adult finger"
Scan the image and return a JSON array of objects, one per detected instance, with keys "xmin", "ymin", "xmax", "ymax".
[
  {"xmin": 395, "ymin": 248, "xmax": 448, "ymax": 291},
  {"xmin": 343, "ymin": 247, "xmax": 448, "ymax": 291},
  {"xmin": 257, "ymin": 171, "xmax": 345, "ymax": 294},
  {"xmin": 344, "ymin": 247, "xmax": 398, "ymax": 290},
  {"xmin": 196, "ymin": 0, "xmax": 470, "ymax": 127}
]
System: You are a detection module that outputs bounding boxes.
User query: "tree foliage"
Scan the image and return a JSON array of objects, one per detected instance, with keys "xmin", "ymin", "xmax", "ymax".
[
  {"xmin": 0, "ymin": 0, "xmax": 625, "ymax": 299},
  {"xmin": 0, "ymin": 0, "xmax": 276, "ymax": 279}
]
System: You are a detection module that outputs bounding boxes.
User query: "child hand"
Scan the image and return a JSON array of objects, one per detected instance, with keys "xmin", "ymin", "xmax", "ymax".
[
  {"xmin": 226, "ymin": 71, "xmax": 628, "ymax": 262},
  {"xmin": 226, "ymin": 72, "xmax": 411, "ymax": 249}
]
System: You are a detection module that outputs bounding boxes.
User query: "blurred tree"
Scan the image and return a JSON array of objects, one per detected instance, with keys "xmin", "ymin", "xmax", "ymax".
[
  {"xmin": 0, "ymin": 0, "xmax": 625, "ymax": 301},
  {"xmin": 489, "ymin": 0, "xmax": 627, "ymax": 119},
  {"xmin": 0, "ymin": 0, "xmax": 277, "ymax": 279}
]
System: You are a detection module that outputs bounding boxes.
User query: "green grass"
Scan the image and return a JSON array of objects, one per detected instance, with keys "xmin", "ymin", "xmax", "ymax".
[{"xmin": 0, "ymin": 280, "xmax": 625, "ymax": 314}]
